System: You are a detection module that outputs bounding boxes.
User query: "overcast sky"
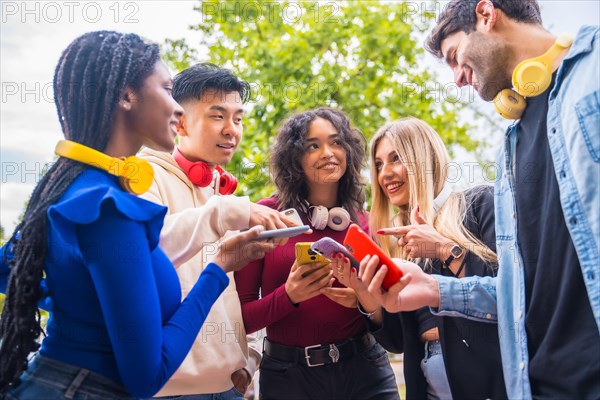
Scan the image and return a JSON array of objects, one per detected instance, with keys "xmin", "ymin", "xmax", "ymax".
[{"xmin": 1, "ymin": 0, "xmax": 599, "ymax": 237}]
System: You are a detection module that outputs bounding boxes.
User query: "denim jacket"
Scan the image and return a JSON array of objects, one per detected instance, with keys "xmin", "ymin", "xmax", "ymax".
[{"xmin": 433, "ymin": 25, "xmax": 599, "ymax": 400}]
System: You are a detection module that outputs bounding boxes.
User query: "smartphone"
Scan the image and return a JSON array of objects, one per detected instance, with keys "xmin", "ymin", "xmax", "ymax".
[
  {"xmin": 295, "ymin": 242, "xmax": 330, "ymax": 278},
  {"xmin": 281, "ymin": 208, "xmax": 303, "ymax": 226},
  {"xmin": 255, "ymin": 225, "xmax": 310, "ymax": 240},
  {"xmin": 343, "ymin": 224, "xmax": 403, "ymax": 290},
  {"xmin": 310, "ymin": 237, "xmax": 360, "ymax": 269}
]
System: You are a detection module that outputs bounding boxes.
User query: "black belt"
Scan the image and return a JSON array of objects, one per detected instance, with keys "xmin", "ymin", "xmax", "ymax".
[{"xmin": 263, "ymin": 332, "xmax": 376, "ymax": 367}]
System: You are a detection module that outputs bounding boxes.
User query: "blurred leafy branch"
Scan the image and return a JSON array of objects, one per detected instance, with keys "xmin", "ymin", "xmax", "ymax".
[{"xmin": 162, "ymin": 0, "xmax": 484, "ymax": 201}]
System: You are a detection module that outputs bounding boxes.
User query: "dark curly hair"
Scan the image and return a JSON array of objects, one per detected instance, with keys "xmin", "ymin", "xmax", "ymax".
[
  {"xmin": 425, "ymin": 0, "xmax": 542, "ymax": 58},
  {"xmin": 0, "ymin": 31, "xmax": 160, "ymax": 392},
  {"xmin": 270, "ymin": 107, "xmax": 367, "ymax": 222}
]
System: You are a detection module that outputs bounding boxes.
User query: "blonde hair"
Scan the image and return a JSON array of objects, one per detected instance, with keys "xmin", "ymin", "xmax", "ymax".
[{"xmin": 369, "ymin": 117, "xmax": 496, "ymax": 268}]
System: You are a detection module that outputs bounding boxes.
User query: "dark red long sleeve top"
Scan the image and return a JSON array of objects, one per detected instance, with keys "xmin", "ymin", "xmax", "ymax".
[{"xmin": 234, "ymin": 196, "xmax": 368, "ymax": 347}]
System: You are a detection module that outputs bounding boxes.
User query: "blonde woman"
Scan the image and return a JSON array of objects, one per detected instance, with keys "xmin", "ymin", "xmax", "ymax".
[{"xmin": 331, "ymin": 117, "xmax": 506, "ymax": 400}]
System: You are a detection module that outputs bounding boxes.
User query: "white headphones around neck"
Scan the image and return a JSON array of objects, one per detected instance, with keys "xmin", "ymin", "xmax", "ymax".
[
  {"xmin": 392, "ymin": 185, "xmax": 452, "ymax": 227},
  {"xmin": 301, "ymin": 202, "xmax": 351, "ymax": 231},
  {"xmin": 433, "ymin": 185, "xmax": 452, "ymax": 213}
]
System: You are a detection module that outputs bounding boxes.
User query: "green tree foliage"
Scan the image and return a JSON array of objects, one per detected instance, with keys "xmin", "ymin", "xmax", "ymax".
[{"xmin": 163, "ymin": 0, "xmax": 478, "ymax": 200}]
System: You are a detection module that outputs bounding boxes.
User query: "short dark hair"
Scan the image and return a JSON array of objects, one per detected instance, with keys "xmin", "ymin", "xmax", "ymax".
[
  {"xmin": 425, "ymin": 0, "xmax": 543, "ymax": 58},
  {"xmin": 172, "ymin": 63, "xmax": 251, "ymax": 104},
  {"xmin": 271, "ymin": 107, "xmax": 367, "ymax": 222}
]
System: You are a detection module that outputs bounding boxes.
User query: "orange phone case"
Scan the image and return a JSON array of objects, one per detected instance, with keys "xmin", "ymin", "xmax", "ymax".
[
  {"xmin": 295, "ymin": 242, "xmax": 330, "ymax": 278},
  {"xmin": 343, "ymin": 224, "xmax": 403, "ymax": 290}
]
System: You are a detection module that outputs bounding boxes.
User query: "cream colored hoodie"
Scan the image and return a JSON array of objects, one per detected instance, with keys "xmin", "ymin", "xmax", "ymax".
[{"xmin": 138, "ymin": 148, "xmax": 261, "ymax": 396}]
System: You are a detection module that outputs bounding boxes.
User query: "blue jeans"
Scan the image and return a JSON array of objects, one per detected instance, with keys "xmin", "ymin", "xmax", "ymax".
[
  {"xmin": 155, "ymin": 387, "xmax": 244, "ymax": 400},
  {"xmin": 7, "ymin": 354, "xmax": 132, "ymax": 399},
  {"xmin": 420, "ymin": 340, "xmax": 452, "ymax": 400}
]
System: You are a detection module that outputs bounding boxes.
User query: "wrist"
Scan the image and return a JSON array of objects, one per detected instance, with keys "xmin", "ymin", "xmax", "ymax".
[
  {"xmin": 438, "ymin": 240, "xmax": 455, "ymax": 261},
  {"xmin": 357, "ymin": 302, "xmax": 378, "ymax": 318},
  {"xmin": 284, "ymin": 284, "xmax": 300, "ymax": 306},
  {"xmin": 426, "ymin": 274, "xmax": 441, "ymax": 308},
  {"xmin": 214, "ymin": 258, "xmax": 230, "ymax": 273},
  {"xmin": 214, "ymin": 249, "xmax": 236, "ymax": 273},
  {"xmin": 441, "ymin": 242, "xmax": 464, "ymax": 266}
]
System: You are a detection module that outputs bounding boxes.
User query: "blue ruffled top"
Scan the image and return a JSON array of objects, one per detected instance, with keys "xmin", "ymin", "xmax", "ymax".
[{"xmin": 1, "ymin": 168, "xmax": 228, "ymax": 397}]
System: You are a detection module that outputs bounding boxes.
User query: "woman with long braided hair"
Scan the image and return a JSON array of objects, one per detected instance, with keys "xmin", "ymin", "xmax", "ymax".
[{"xmin": 0, "ymin": 31, "xmax": 274, "ymax": 398}]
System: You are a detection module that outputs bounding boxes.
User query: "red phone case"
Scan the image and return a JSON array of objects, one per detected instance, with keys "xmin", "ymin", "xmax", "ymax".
[{"xmin": 343, "ymin": 224, "xmax": 403, "ymax": 290}]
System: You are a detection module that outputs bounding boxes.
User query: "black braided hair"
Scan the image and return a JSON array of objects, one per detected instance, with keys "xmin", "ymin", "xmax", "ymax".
[{"xmin": 0, "ymin": 31, "xmax": 160, "ymax": 392}]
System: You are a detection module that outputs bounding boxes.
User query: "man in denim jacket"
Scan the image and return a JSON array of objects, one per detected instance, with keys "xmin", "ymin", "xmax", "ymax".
[{"xmin": 364, "ymin": 1, "xmax": 599, "ymax": 399}]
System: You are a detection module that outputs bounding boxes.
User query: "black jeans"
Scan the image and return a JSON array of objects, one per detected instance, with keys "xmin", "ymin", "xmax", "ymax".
[{"xmin": 259, "ymin": 342, "xmax": 399, "ymax": 400}]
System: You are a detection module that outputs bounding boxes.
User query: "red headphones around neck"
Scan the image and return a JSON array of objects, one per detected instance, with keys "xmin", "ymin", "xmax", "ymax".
[{"xmin": 173, "ymin": 147, "xmax": 237, "ymax": 195}]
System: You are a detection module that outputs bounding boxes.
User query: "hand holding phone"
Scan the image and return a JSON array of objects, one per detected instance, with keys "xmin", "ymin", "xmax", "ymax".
[
  {"xmin": 343, "ymin": 224, "xmax": 404, "ymax": 290},
  {"xmin": 287, "ymin": 243, "xmax": 333, "ymax": 304},
  {"xmin": 295, "ymin": 242, "xmax": 330, "ymax": 278},
  {"xmin": 310, "ymin": 237, "xmax": 360, "ymax": 269},
  {"xmin": 281, "ymin": 208, "xmax": 303, "ymax": 226},
  {"xmin": 214, "ymin": 226, "xmax": 277, "ymax": 273},
  {"xmin": 255, "ymin": 225, "xmax": 310, "ymax": 241}
]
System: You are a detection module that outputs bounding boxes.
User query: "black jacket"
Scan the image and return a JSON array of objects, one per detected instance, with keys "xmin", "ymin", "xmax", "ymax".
[{"xmin": 369, "ymin": 186, "xmax": 507, "ymax": 400}]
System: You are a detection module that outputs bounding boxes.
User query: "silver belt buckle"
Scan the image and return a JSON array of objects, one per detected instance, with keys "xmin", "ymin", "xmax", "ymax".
[
  {"xmin": 328, "ymin": 344, "xmax": 340, "ymax": 363},
  {"xmin": 304, "ymin": 343, "xmax": 340, "ymax": 367},
  {"xmin": 305, "ymin": 344, "xmax": 324, "ymax": 367}
]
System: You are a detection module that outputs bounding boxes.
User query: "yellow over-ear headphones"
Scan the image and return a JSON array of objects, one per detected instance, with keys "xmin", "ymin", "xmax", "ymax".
[
  {"xmin": 55, "ymin": 140, "xmax": 154, "ymax": 195},
  {"xmin": 494, "ymin": 33, "xmax": 573, "ymax": 119}
]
